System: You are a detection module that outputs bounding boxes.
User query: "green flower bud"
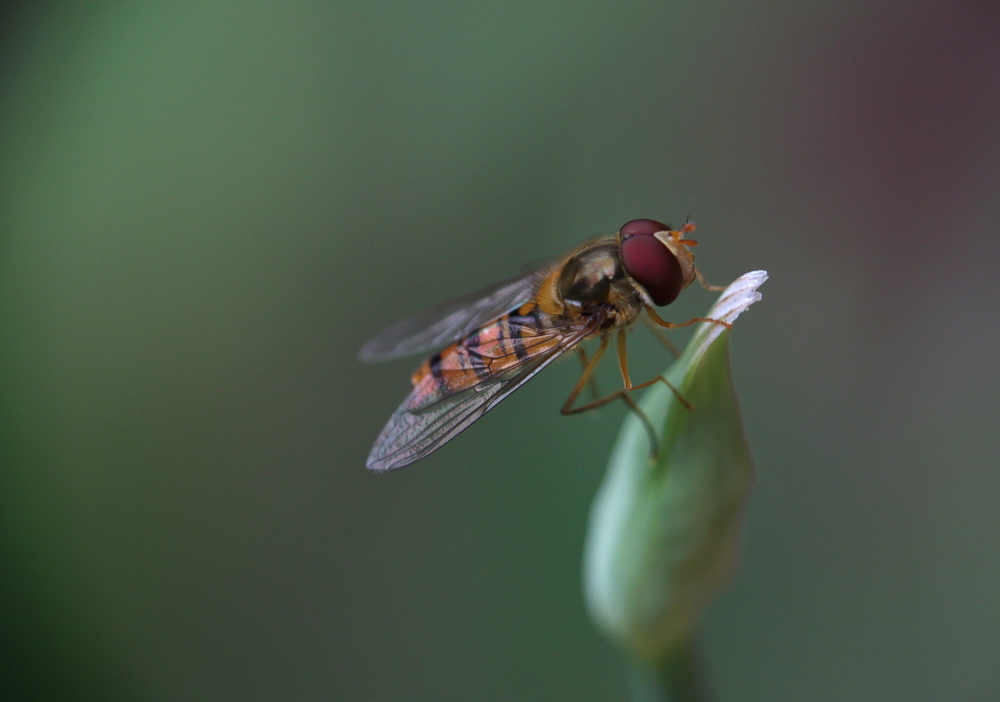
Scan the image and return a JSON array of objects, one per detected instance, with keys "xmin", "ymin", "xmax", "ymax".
[{"xmin": 584, "ymin": 271, "xmax": 767, "ymax": 667}]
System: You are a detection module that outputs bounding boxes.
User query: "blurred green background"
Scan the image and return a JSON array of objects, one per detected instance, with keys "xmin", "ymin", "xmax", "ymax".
[{"xmin": 2, "ymin": 1, "xmax": 999, "ymax": 700}]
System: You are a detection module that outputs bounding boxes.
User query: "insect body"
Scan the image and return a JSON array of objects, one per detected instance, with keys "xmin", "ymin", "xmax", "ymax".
[{"xmin": 359, "ymin": 219, "xmax": 729, "ymax": 472}]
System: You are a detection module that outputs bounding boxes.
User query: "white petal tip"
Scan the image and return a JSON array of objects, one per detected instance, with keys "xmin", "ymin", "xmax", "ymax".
[{"xmin": 692, "ymin": 270, "xmax": 768, "ymax": 354}]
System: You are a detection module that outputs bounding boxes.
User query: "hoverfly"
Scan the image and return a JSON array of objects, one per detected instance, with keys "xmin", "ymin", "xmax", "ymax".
[{"xmin": 359, "ymin": 219, "xmax": 731, "ymax": 472}]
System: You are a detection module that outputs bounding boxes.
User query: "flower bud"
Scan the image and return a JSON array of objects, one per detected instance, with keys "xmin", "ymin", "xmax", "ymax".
[{"xmin": 584, "ymin": 271, "xmax": 767, "ymax": 666}]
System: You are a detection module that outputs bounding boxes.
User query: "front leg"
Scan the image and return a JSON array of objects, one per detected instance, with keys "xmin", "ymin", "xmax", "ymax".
[
  {"xmin": 696, "ymin": 269, "xmax": 726, "ymax": 291},
  {"xmin": 646, "ymin": 306, "xmax": 732, "ymax": 331}
]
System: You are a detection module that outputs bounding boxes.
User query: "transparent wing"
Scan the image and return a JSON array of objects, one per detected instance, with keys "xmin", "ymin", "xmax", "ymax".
[
  {"xmin": 358, "ymin": 268, "xmax": 549, "ymax": 362},
  {"xmin": 365, "ymin": 314, "xmax": 599, "ymax": 472}
]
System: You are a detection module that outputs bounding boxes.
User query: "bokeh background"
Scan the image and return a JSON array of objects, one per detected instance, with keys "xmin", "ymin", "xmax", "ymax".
[{"xmin": 2, "ymin": 1, "xmax": 999, "ymax": 700}]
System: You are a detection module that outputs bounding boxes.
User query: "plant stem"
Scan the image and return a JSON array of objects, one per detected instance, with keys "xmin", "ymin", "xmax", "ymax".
[{"xmin": 626, "ymin": 640, "xmax": 710, "ymax": 702}]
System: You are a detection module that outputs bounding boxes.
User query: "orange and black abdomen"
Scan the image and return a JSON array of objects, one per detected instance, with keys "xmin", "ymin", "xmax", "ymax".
[{"xmin": 407, "ymin": 303, "xmax": 561, "ymax": 411}]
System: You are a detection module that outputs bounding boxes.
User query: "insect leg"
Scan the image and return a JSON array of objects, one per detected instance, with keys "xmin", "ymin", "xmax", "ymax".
[
  {"xmin": 562, "ymin": 379, "xmax": 659, "ymax": 455},
  {"xmin": 616, "ymin": 329, "xmax": 633, "ymax": 388},
  {"xmin": 613, "ymin": 329, "xmax": 689, "ymax": 405},
  {"xmin": 561, "ymin": 335, "xmax": 610, "ymax": 414},
  {"xmin": 642, "ymin": 315, "xmax": 682, "ymax": 358},
  {"xmin": 618, "ymin": 391, "xmax": 660, "ymax": 459},
  {"xmin": 695, "ymin": 268, "xmax": 726, "ymax": 291},
  {"xmin": 616, "ymin": 329, "xmax": 658, "ymax": 455},
  {"xmin": 576, "ymin": 346, "xmax": 603, "ymax": 400},
  {"xmin": 563, "ymin": 375, "xmax": 692, "ymax": 414},
  {"xmin": 562, "ymin": 332, "xmax": 692, "ymax": 458},
  {"xmin": 622, "ymin": 374, "xmax": 692, "ymax": 410},
  {"xmin": 646, "ymin": 306, "xmax": 732, "ymax": 331}
]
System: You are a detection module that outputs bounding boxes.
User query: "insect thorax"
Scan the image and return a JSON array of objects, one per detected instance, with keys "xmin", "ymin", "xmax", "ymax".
[{"xmin": 548, "ymin": 240, "xmax": 646, "ymax": 329}]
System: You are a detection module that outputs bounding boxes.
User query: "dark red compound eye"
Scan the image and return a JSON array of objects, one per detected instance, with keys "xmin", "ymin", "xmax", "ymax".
[
  {"xmin": 619, "ymin": 218, "xmax": 669, "ymax": 240},
  {"xmin": 620, "ymin": 228, "xmax": 683, "ymax": 306}
]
